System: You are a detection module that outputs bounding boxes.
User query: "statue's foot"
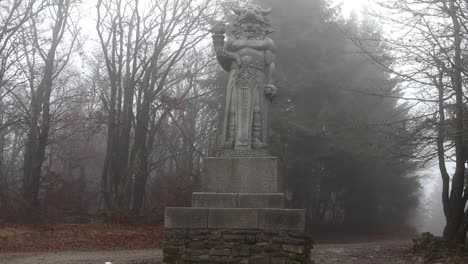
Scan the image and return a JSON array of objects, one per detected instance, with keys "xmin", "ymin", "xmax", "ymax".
[{"xmin": 252, "ymin": 139, "xmax": 267, "ymax": 149}]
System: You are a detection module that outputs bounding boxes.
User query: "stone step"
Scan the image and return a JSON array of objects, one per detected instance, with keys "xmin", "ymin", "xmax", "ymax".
[
  {"xmin": 192, "ymin": 192, "xmax": 285, "ymax": 208},
  {"xmin": 164, "ymin": 207, "xmax": 305, "ymax": 231}
]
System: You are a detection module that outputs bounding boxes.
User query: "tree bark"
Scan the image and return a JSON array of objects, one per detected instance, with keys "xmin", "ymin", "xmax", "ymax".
[
  {"xmin": 442, "ymin": 0, "xmax": 467, "ymax": 243},
  {"xmin": 22, "ymin": 0, "xmax": 70, "ymax": 223}
]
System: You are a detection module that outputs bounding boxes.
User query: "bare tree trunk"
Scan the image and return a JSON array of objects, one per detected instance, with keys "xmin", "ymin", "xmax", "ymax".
[
  {"xmin": 22, "ymin": 0, "xmax": 71, "ymax": 223},
  {"xmin": 131, "ymin": 92, "xmax": 151, "ymax": 215},
  {"xmin": 442, "ymin": 0, "xmax": 467, "ymax": 243},
  {"xmin": 97, "ymin": 0, "xmax": 139, "ymax": 211}
]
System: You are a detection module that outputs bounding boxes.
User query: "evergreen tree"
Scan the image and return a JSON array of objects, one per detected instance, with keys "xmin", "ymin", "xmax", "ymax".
[{"xmin": 255, "ymin": 0, "xmax": 420, "ymax": 233}]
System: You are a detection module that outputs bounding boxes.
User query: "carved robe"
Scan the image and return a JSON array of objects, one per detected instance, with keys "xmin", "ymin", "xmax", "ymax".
[{"xmin": 221, "ymin": 38, "xmax": 273, "ymax": 150}]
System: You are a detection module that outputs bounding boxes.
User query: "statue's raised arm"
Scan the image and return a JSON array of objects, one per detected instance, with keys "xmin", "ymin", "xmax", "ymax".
[
  {"xmin": 211, "ymin": 5, "xmax": 277, "ymax": 152},
  {"xmin": 211, "ymin": 25, "xmax": 239, "ymax": 71}
]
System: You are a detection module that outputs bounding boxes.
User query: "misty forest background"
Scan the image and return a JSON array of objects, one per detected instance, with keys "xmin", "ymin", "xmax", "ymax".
[{"xmin": 1, "ymin": 0, "xmax": 467, "ymax": 242}]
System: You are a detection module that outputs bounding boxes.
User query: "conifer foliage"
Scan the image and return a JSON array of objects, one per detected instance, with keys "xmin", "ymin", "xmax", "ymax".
[{"xmin": 256, "ymin": 0, "xmax": 420, "ymax": 233}]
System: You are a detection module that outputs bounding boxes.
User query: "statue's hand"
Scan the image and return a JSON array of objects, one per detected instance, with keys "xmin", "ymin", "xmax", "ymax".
[{"xmin": 264, "ymin": 84, "xmax": 277, "ymax": 99}]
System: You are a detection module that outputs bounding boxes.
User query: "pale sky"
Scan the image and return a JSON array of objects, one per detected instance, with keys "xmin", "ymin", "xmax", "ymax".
[{"xmin": 336, "ymin": 0, "xmax": 368, "ymax": 18}]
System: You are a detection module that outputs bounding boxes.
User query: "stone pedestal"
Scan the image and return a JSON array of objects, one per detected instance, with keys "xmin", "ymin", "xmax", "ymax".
[
  {"xmin": 192, "ymin": 192, "xmax": 285, "ymax": 208},
  {"xmin": 200, "ymin": 157, "xmax": 281, "ymax": 193},
  {"xmin": 163, "ymin": 156, "xmax": 312, "ymax": 263}
]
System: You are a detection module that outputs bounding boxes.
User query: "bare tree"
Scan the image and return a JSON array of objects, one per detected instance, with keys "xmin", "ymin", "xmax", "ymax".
[
  {"xmin": 372, "ymin": 0, "xmax": 468, "ymax": 243},
  {"xmin": 0, "ymin": 1, "xmax": 44, "ymax": 218},
  {"xmin": 21, "ymin": 0, "xmax": 78, "ymax": 223},
  {"xmin": 0, "ymin": 0, "xmax": 41, "ymax": 105},
  {"xmin": 96, "ymin": 0, "xmax": 216, "ymax": 214}
]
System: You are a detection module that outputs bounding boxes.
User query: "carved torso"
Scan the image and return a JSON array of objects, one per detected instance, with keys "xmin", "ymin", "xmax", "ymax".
[{"xmin": 228, "ymin": 38, "xmax": 274, "ymax": 52}]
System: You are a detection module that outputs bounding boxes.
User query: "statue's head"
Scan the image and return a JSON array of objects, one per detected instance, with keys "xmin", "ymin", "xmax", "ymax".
[{"xmin": 232, "ymin": 5, "xmax": 273, "ymax": 40}]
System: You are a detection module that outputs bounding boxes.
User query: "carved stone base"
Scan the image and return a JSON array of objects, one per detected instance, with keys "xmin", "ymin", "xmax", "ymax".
[
  {"xmin": 200, "ymin": 157, "xmax": 281, "ymax": 193},
  {"xmin": 215, "ymin": 148, "xmax": 271, "ymax": 157},
  {"xmin": 192, "ymin": 192, "xmax": 285, "ymax": 208}
]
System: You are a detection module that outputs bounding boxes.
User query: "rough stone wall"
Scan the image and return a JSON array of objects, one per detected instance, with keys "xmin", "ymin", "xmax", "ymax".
[{"xmin": 163, "ymin": 228, "xmax": 312, "ymax": 264}]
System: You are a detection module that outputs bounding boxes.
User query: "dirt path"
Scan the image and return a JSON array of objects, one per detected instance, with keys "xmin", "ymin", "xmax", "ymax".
[
  {"xmin": 312, "ymin": 240, "xmax": 417, "ymax": 264},
  {"xmin": 0, "ymin": 249, "xmax": 162, "ymax": 264},
  {"xmin": 0, "ymin": 240, "xmax": 416, "ymax": 264}
]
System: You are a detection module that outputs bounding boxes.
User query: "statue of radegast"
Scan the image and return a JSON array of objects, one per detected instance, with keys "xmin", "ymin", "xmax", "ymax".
[
  {"xmin": 211, "ymin": 5, "xmax": 277, "ymax": 152},
  {"xmin": 163, "ymin": 8, "xmax": 311, "ymax": 263}
]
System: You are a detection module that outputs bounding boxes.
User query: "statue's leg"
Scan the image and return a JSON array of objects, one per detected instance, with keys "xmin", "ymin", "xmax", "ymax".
[
  {"xmin": 262, "ymin": 95, "xmax": 270, "ymax": 146},
  {"xmin": 235, "ymin": 85, "xmax": 252, "ymax": 149},
  {"xmin": 224, "ymin": 88, "xmax": 236, "ymax": 148},
  {"xmin": 252, "ymin": 85, "xmax": 266, "ymax": 149}
]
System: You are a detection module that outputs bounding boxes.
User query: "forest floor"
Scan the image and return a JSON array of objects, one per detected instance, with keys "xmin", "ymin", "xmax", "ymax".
[
  {"xmin": 1, "ymin": 225, "xmax": 468, "ymax": 263},
  {"xmin": 0, "ymin": 224, "xmax": 163, "ymax": 252}
]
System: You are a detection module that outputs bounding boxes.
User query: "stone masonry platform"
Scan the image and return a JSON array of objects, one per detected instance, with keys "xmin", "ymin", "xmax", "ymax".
[{"xmin": 163, "ymin": 228, "xmax": 312, "ymax": 264}]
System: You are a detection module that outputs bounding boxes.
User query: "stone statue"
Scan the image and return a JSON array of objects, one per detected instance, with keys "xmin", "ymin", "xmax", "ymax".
[{"xmin": 211, "ymin": 5, "xmax": 276, "ymax": 151}]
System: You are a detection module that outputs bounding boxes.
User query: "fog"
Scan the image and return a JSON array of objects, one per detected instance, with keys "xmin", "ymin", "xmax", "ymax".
[{"xmin": 1, "ymin": 0, "xmax": 467, "ymax": 245}]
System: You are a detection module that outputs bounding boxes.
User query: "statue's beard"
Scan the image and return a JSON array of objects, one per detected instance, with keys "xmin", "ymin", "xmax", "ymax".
[{"xmin": 239, "ymin": 31, "xmax": 265, "ymax": 40}]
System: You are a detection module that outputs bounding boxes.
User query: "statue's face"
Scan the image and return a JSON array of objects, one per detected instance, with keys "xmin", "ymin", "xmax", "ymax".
[{"xmin": 240, "ymin": 20, "xmax": 264, "ymax": 39}]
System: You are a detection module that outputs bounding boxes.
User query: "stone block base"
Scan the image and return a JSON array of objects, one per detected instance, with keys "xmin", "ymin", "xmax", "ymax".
[
  {"xmin": 163, "ymin": 228, "xmax": 312, "ymax": 264},
  {"xmin": 200, "ymin": 157, "xmax": 280, "ymax": 193},
  {"xmin": 215, "ymin": 148, "xmax": 271, "ymax": 157},
  {"xmin": 165, "ymin": 207, "xmax": 305, "ymax": 230},
  {"xmin": 192, "ymin": 192, "xmax": 285, "ymax": 208}
]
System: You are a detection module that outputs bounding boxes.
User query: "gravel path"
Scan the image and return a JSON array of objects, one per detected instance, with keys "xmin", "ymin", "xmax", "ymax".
[
  {"xmin": 312, "ymin": 240, "xmax": 416, "ymax": 264},
  {"xmin": 0, "ymin": 249, "xmax": 162, "ymax": 264},
  {"xmin": 0, "ymin": 240, "xmax": 416, "ymax": 264}
]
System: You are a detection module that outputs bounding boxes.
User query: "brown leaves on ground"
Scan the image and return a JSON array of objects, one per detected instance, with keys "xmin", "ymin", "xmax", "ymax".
[
  {"xmin": 0, "ymin": 223, "xmax": 163, "ymax": 252},
  {"xmin": 412, "ymin": 232, "xmax": 468, "ymax": 264}
]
